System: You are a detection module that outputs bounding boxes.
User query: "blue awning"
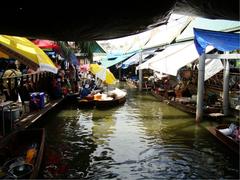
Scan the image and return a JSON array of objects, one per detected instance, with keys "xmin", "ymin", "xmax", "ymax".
[{"xmin": 194, "ymin": 28, "xmax": 240, "ymax": 55}]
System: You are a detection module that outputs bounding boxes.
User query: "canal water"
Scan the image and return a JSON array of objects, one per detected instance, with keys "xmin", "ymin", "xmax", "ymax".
[{"xmin": 39, "ymin": 84, "xmax": 239, "ymax": 179}]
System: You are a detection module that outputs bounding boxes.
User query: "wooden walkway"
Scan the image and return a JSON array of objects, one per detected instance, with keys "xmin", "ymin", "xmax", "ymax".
[{"xmin": 14, "ymin": 98, "xmax": 64, "ymax": 130}]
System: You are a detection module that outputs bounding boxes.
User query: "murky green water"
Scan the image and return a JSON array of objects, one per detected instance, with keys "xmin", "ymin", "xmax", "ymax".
[{"xmin": 39, "ymin": 84, "xmax": 239, "ymax": 179}]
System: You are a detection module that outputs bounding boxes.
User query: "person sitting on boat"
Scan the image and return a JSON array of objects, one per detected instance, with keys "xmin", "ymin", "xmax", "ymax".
[
  {"xmin": 80, "ymin": 84, "xmax": 91, "ymax": 99},
  {"xmin": 89, "ymin": 79, "xmax": 98, "ymax": 91}
]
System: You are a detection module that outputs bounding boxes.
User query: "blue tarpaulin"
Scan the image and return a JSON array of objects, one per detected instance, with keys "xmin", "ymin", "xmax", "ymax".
[{"xmin": 194, "ymin": 28, "xmax": 240, "ymax": 55}]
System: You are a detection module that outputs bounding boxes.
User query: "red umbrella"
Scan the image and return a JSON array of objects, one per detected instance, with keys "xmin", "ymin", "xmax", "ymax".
[{"xmin": 32, "ymin": 39, "xmax": 60, "ymax": 52}]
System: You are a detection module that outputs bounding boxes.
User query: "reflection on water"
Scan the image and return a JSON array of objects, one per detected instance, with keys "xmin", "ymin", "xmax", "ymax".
[{"xmin": 40, "ymin": 85, "xmax": 239, "ymax": 179}]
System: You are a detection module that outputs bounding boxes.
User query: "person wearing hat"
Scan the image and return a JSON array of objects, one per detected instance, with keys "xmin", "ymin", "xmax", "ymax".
[{"xmin": 2, "ymin": 62, "xmax": 22, "ymax": 101}]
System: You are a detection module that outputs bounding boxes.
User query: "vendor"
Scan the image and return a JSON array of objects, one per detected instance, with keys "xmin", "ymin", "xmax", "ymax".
[
  {"xmin": 2, "ymin": 62, "xmax": 22, "ymax": 101},
  {"xmin": 80, "ymin": 84, "xmax": 91, "ymax": 99},
  {"xmin": 174, "ymin": 82, "xmax": 183, "ymax": 98}
]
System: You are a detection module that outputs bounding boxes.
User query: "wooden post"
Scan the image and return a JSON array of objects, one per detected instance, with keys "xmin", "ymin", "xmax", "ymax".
[
  {"xmin": 139, "ymin": 51, "xmax": 142, "ymax": 91},
  {"xmin": 196, "ymin": 53, "xmax": 205, "ymax": 123},
  {"xmin": 223, "ymin": 55, "xmax": 230, "ymax": 116}
]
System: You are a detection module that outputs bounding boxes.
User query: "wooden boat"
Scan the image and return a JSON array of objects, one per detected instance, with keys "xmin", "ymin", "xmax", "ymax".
[
  {"xmin": 95, "ymin": 95, "xmax": 126, "ymax": 109},
  {"xmin": 151, "ymin": 90, "xmax": 223, "ymax": 118},
  {"xmin": 77, "ymin": 95, "xmax": 127, "ymax": 109},
  {"xmin": 207, "ymin": 124, "xmax": 239, "ymax": 155},
  {"xmin": 77, "ymin": 88, "xmax": 127, "ymax": 109},
  {"xmin": 65, "ymin": 92, "xmax": 79, "ymax": 101},
  {"xmin": 0, "ymin": 128, "xmax": 45, "ymax": 179},
  {"xmin": 151, "ymin": 89, "xmax": 169, "ymax": 102},
  {"xmin": 169, "ymin": 99, "xmax": 222, "ymax": 118},
  {"xmin": 77, "ymin": 98, "xmax": 96, "ymax": 108},
  {"xmin": 168, "ymin": 99, "xmax": 196, "ymax": 114}
]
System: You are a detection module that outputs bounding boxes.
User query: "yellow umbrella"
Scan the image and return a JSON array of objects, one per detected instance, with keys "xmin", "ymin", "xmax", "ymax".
[
  {"xmin": 90, "ymin": 64, "xmax": 116, "ymax": 85},
  {"xmin": 0, "ymin": 35, "xmax": 57, "ymax": 74}
]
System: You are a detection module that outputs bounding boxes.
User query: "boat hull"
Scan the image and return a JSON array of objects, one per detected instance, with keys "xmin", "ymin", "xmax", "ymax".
[
  {"xmin": 77, "ymin": 96, "xmax": 126, "ymax": 109},
  {"xmin": 151, "ymin": 90, "xmax": 222, "ymax": 118},
  {"xmin": 0, "ymin": 128, "xmax": 45, "ymax": 179},
  {"xmin": 207, "ymin": 125, "xmax": 239, "ymax": 155},
  {"xmin": 77, "ymin": 100, "xmax": 96, "ymax": 108},
  {"xmin": 95, "ymin": 96, "xmax": 126, "ymax": 109}
]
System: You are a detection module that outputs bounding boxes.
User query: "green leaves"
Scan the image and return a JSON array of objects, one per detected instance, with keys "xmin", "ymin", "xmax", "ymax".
[{"xmin": 57, "ymin": 41, "xmax": 73, "ymax": 61}]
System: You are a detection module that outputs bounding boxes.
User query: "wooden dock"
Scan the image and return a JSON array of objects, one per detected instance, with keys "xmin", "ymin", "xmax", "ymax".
[{"xmin": 14, "ymin": 98, "xmax": 64, "ymax": 129}]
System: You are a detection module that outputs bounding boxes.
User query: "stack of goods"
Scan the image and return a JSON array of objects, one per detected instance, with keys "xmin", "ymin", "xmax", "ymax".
[
  {"xmin": 108, "ymin": 88, "xmax": 127, "ymax": 99},
  {"xmin": 93, "ymin": 93, "xmax": 113, "ymax": 101},
  {"xmin": 29, "ymin": 92, "xmax": 45, "ymax": 111}
]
